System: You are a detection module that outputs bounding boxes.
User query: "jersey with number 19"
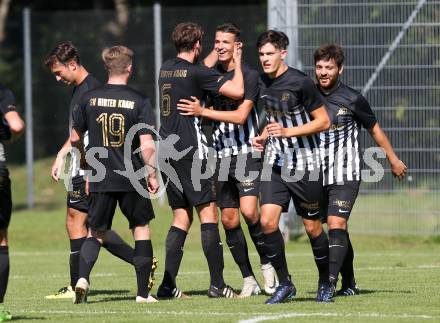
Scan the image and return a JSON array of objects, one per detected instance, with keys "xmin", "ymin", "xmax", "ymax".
[{"xmin": 72, "ymin": 84, "xmax": 155, "ymax": 193}]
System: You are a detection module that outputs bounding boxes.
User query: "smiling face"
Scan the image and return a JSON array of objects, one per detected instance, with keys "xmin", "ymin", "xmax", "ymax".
[
  {"xmin": 50, "ymin": 60, "xmax": 78, "ymax": 85},
  {"xmin": 258, "ymin": 42, "xmax": 287, "ymax": 78},
  {"xmin": 315, "ymin": 58, "xmax": 343, "ymax": 90},
  {"xmin": 214, "ymin": 31, "xmax": 236, "ymax": 63}
]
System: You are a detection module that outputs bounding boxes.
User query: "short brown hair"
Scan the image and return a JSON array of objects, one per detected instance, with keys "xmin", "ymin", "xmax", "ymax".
[
  {"xmin": 314, "ymin": 44, "xmax": 345, "ymax": 67},
  {"xmin": 101, "ymin": 46, "xmax": 133, "ymax": 76},
  {"xmin": 256, "ymin": 30, "xmax": 289, "ymax": 50},
  {"xmin": 172, "ymin": 22, "xmax": 204, "ymax": 53},
  {"xmin": 216, "ymin": 23, "xmax": 241, "ymax": 41},
  {"xmin": 44, "ymin": 41, "xmax": 81, "ymax": 68}
]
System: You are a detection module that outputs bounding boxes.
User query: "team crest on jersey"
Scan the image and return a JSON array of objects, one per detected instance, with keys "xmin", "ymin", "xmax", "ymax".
[
  {"xmin": 336, "ymin": 106, "xmax": 352, "ymax": 116},
  {"xmin": 281, "ymin": 92, "xmax": 290, "ymax": 101}
]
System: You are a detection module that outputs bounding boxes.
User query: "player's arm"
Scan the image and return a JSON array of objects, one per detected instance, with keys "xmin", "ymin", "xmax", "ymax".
[
  {"xmin": 3, "ymin": 111, "xmax": 25, "ymax": 140},
  {"xmin": 138, "ymin": 97, "xmax": 159, "ymax": 193},
  {"xmin": 70, "ymin": 100, "xmax": 87, "ymax": 165},
  {"xmin": 266, "ymin": 76, "xmax": 330, "ymax": 138},
  {"xmin": 51, "ymin": 137, "xmax": 71, "ymax": 181},
  {"xmin": 354, "ymin": 94, "xmax": 407, "ymax": 179},
  {"xmin": 70, "ymin": 128, "xmax": 82, "ymax": 148},
  {"xmin": 267, "ymin": 106, "xmax": 330, "ymax": 138},
  {"xmin": 0, "ymin": 88, "xmax": 25, "ymax": 140},
  {"xmin": 179, "ymin": 65, "xmax": 258, "ymax": 124},
  {"xmin": 139, "ymin": 134, "xmax": 159, "ymax": 193},
  {"xmin": 217, "ymin": 43, "xmax": 244, "ymax": 100},
  {"xmin": 177, "ymin": 96, "xmax": 253, "ymax": 125},
  {"xmin": 368, "ymin": 123, "xmax": 407, "ymax": 180},
  {"xmin": 203, "ymin": 49, "xmax": 218, "ymax": 68}
]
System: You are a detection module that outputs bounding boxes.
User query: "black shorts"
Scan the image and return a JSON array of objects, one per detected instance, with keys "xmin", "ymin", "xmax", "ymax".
[
  {"xmin": 66, "ymin": 175, "xmax": 89, "ymax": 213},
  {"xmin": 260, "ymin": 165, "xmax": 323, "ymax": 219},
  {"xmin": 215, "ymin": 153, "xmax": 261, "ymax": 208},
  {"xmin": 162, "ymin": 158, "xmax": 215, "ymax": 209},
  {"xmin": 320, "ymin": 181, "xmax": 360, "ymax": 222},
  {"xmin": 88, "ymin": 191, "xmax": 155, "ymax": 231},
  {"xmin": 0, "ymin": 175, "xmax": 12, "ymax": 229}
]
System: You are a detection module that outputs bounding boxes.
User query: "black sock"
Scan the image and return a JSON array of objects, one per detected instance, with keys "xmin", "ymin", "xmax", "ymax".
[
  {"xmin": 341, "ymin": 232, "xmax": 355, "ymax": 287},
  {"xmin": 133, "ymin": 240, "xmax": 153, "ymax": 298},
  {"xmin": 102, "ymin": 230, "xmax": 134, "ymax": 265},
  {"xmin": 201, "ymin": 223, "xmax": 225, "ymax": 288},
  {"xmin": 0, "ymin": 246, "xmax": 9, "ymax": 303},
  {"xmin": 263, "ymin": 230, "xmax": 290, "ymax": 284},
  {"xmin": 225, "ymin": 225, "xmax": 254, "ymax": 278},
  {"xmin": 69, "ymin": 237, "xmax": 86, "ymax": 288},
  {"xmin": 248, "ymin": 220, "xmax": 269, "ymax": 265},
  {"xmin": 78, "ymin": 237, "xmax": 101, "ymax": 283},
  {"xmin": 162, "ymin": 226, "xmax": 187, "ymax": 288},
  {"xmin": 328, "ymin": 229, "xmax": 348, "ymax": 284},
  {"xmin": 309, "ymin": 231, "xmax": 329, "ymax": 283}
]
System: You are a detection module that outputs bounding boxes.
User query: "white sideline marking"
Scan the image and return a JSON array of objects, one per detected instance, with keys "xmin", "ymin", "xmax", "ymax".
[
  {"xmin": 239, "ymin": 312, "xmax": 437, "ymax": 323},
  {"xmin": 15, "ymin": 309, "xmax": 261, "ymax": 316},
  {"xmin": 15, "ymin": 309, "xmax": 438, "ymax": 321}
]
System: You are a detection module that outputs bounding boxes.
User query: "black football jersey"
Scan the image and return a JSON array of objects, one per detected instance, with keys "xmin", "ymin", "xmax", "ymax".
[
  {"xmin": 319, "ymin": 82, "xmax": 377, "ymax": 185},
  {"xmin": 158, "ymin": 57, "xmax": 227, "ymax": 159},
  {"xmin": 259, "ymin": 67, "xmax": 324, "ymax": 171},
  {"xmin": 73, "ymin": 84, "xmax": 155, "ymax": 192}
]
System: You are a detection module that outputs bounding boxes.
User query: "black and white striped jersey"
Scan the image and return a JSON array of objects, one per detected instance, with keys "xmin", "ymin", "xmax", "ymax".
[
  {"xmin": 69, "ymin": 74, "xmax": 101, "ymax": 177},
  {"xmin": 259, "ymin": 67, "xmax": 324, "ymax": 171},
  {"xmin": 211, "ymin": 63, "xmax": 259, "ymax": 158},
  {"xmin": 159, "ymin": 57, "xmax": 228, "ymax": 160},
  {"xmin": 319, "ymin": 82, "xmax": 377, "ymax": 185}
]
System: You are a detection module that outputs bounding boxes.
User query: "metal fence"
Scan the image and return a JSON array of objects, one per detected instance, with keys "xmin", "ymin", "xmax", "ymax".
[
  {"xmin": 270, "ymin": 0, "xmax": 440, "ymax": 235},
  {"xmin": 1, "ymin": 2, "xmax": 438, "ymax": 234}
]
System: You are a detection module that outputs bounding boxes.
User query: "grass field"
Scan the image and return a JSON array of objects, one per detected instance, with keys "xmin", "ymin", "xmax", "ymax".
[{"xmin": 3, "ymin": 159, "xmax": 440, "ymax": 322}]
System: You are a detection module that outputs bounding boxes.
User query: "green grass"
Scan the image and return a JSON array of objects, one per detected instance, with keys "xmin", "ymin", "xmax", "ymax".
[{"xmin": 4, "ymin": 158, "xmax": 440, "ymax": 322}]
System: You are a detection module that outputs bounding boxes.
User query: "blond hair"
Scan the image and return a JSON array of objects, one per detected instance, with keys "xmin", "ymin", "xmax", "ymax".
[{"xmin": 101, "ymin": 46, "xmax": 133, "ymax": 76}]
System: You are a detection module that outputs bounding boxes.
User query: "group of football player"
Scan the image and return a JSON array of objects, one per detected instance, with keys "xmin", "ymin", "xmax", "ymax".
[{"xmin": 0, "ymin": 21, "xmax": 407, "ymax": 320}]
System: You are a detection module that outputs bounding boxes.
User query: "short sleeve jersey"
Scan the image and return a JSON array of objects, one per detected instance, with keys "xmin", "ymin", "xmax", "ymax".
[
  {"xmin": 158, "ymin": 57, "xmax": 227, "ymax": 159},
  {"xmin": 69, "ymin": 74, "xmax": 101, "ymax": 177},
  {"xmin": 210, "ymin": 63, "xmax": 259, "ymax": 158},
  {"xmin": 259, "ymin": 67, "xmax": 324, "ymax": 170},
  {"xmin": 319, "ymin": 82, "xmax": 377, "ymax": 185},
  {"xmin": 0, "ymin": 84, "xmax": 17, "ymax": 176},
  {"xmin": 73, "ymin": 84, "xmax": 155, "ymax": 192}
]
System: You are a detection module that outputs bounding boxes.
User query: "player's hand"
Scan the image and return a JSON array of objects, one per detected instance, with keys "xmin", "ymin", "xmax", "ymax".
[
  {"xmin": 391, "ymin": 159, "xmax": 407, "ymax": 180},
  {"xmin": 233, "ymin": 42, "xmax": 243, "ymax": 63},
  {"xmin": 266, "ymin": 120, "xmax": 287, "ymax": 138},
  {"xmin": 252, "ymin": 135, "xmax": 266, "ymax": 152},
  {"xmin": 147, "ymin": 175, "xmax": 159, "ymax": 194},
  {"xmin": 51, "ymin": 157, "xmax": 64, "ymax": 181},
  {"xmin": 177, "ymin": 96, "xmax": 203, "ymax": 116}
]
